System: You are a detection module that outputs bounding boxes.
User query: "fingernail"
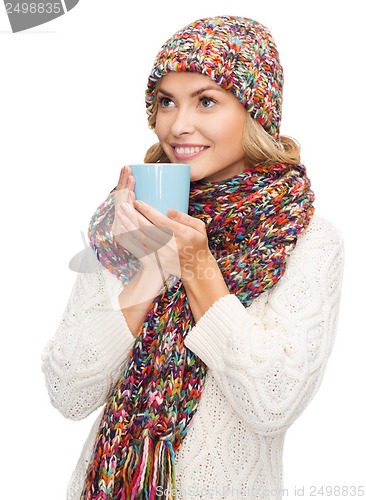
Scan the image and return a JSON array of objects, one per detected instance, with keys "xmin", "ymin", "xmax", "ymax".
[{"xmin": 134, "ymin": 200, "xmax": 141, "ymax": 209}]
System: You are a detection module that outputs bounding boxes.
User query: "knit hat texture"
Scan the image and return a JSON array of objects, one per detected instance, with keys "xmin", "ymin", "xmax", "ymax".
[{"xmin": 145, "ymin": 15, "xmax": 284, "ymax": 139}]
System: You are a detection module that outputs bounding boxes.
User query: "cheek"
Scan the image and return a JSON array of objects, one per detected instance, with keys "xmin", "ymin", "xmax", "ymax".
[
  {"xmin": 199, "ymin": 118, "xmax": 224, "ymax": 144},
  {"xmin": 211, "ymin": 121, "xmax": 240, "ymax": 148},
  {"xmin": 155, "ymin": 113, "xmax": 170, "ymax": 142},
  {"xmin": 218, "ymin": 114, "xmax": 245, "ymax": 150}
]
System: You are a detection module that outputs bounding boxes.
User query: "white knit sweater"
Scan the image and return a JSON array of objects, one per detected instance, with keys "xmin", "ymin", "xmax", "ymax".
[{"xmin": 41, "ymin": 214, "xmax": 344, "ymax": 500}]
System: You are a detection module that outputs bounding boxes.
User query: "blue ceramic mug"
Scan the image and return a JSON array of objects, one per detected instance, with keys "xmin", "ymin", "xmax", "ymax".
[{"xmin": 130, "ymin": 163, "xmax": 191, "ymax": 216}]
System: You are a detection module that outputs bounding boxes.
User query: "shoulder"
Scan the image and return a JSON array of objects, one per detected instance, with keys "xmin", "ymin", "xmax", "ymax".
[
  {"xmin": 260, "ymin": 214, "xmax": 344, "ymax": 319},
  {"xmin": 296, "ymin": 214, "xmax": 343, "ymax": 250},
  {"xmin": 285, "ymin": 214, "xmax": 344, "ymax": 282}
]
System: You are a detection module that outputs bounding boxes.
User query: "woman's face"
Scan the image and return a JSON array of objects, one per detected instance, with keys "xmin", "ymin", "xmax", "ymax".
[{"xmin": 154, "ymin": 72, "xmax": 248, "ymax": 182}]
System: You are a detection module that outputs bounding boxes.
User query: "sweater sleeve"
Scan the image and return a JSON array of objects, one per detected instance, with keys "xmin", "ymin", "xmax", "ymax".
[
  {"xmin": 41, "ymin": 247, "xmax": 135, "ymax": 421},
  {"xmin": 184, "ymin": 216, "xmax": 344, "ymax": 435}
]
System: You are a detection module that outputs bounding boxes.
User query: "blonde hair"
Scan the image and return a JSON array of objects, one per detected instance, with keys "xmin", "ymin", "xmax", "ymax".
[{"xmin": 144, "ymin": 85, "xmax": 301, "ymax": 167}]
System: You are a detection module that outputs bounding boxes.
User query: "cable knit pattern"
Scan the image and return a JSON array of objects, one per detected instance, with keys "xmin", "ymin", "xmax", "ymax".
[{"xmin": 41, "ymin": 215, "xmax": 343, "ymax": 500}]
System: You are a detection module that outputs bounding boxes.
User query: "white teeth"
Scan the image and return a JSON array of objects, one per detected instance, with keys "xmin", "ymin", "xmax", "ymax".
[{"xmin": 175, "ymin": 146, "xmax": 206, "ymax": 155}]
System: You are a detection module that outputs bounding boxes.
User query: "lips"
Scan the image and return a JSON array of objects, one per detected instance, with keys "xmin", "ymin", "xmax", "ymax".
[{"xmin": 171, "ymin": 144, "xmax": 209, "ymax": 160}]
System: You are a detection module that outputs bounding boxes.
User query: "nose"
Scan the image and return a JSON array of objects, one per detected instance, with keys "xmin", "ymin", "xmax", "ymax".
[{"xmin": 170, "ymin": 106, "xmax": 195, "ymax": 137}]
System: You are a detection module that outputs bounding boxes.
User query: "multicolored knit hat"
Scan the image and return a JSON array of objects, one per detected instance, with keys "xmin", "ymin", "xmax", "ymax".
[{"xmin": 145, "ymin": 15, "xmax": 284, "ymax": 139}]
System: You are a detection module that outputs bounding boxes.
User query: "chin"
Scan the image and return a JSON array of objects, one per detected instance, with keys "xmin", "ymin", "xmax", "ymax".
[
  {"xmin": 189, "ymin": 170, "xmax": 206, "ymax": 183},
  {"xmin": 186, "ymin": 163, "xmax": 209, "ymax": 183}
]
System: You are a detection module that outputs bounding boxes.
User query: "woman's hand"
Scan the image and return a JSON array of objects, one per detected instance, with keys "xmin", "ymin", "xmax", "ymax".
[
  {"xmin": 112, "ymin": 168, "xmax": 172, "ymax": 330},
  {"xmin": 110, "ymin": 166, "xmax": 223, "ymax": 285},
  {"xmin": 114, "ymin": 178, "xmax": 230, "ymax": 324},
  {"xmin": 117, "ymin": 197, "xmax": 212, "ymax": 281},
  {"xmin": 111, "ymin": 165, "xmax": 135, "ymax": 233},
  {"xmin": 111, "ymin": 167, "xmax": 175, "ymax": 278},
  {"xmin": 128, "ymin": 200, "xmax": 230, "ymax": 322},
  {"xmin": 112, "ymin": 165, "xmax": 151, "ymax": 264}
]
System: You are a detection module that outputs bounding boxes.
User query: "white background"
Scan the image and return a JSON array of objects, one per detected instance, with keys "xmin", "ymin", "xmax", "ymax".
[{"xmin": 1, "ymin": 1, "xmax": 365, "ymax": 498}]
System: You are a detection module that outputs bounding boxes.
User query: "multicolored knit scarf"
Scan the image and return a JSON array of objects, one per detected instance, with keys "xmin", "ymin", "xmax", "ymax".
[{"xmin": 82, "ymin": 162, "xmax": 315, "ymax": 500}]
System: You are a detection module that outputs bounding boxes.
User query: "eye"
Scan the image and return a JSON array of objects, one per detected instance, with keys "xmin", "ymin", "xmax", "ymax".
[
  {"xmin": 158, "ymin": 96, "xmax": 175, "ymax": 108},
  {"xmin": 200, "ymin": 96, "xmax": 216, "ymax": 108}
]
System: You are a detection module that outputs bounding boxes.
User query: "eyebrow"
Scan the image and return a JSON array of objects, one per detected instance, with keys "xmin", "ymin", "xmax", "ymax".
[{"xmin": 157, "ymin": 85, "xmax": 224, "ymax": 98}]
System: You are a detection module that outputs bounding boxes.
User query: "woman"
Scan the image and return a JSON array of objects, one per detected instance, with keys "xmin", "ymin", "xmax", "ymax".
[{"xmin": 42, "ymin": 15, "xmax": 344, "ymax": 499}]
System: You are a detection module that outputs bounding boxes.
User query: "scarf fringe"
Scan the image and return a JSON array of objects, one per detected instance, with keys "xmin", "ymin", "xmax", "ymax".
[
  {"xmin": 121, "ymin": 436, "xmax": 176, "ymax": 500},
  {"xmin": 85, "ymin": 436, "xmax": 176, "ymax": 500}
]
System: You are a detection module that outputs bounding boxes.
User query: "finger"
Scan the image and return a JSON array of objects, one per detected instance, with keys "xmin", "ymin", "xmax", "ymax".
[
  {"xmin": 115, "ymin": 169, "xmax": 136, "ymax": 208},
  {"xmin": 116, "ymin": 166, "xmax": 127, "ymax": 190},
  {"xmin": 117, "ymin": 203, "xmax": 141, "ymax": 233},
  {"xmin": 140, "ymin": 226, "xmax": 174, "ymax": 249},
  {"xmin": 114, "ymin": 227, "xmax": 151, "ymax": 260},
  {"xmin": 167, "ymin": 208, "xmax": 206, "ymax": 233},
  {"xmin": 116, "ymin": 166, "xmax": 132, "ymax": 191},
  {"xmin": 133, "ymin": 199, "xmax": 176, "ymax": 230},
  {"xmin": 117, "ymin": 199, "xmax": 173, "ymax": 249},
  {"xmin": 114, "ymin": 186, "xmax": 130, "ymax": 206},
  {"xmin": 118, "ymin": 203, "xmax": 174, "ymax": 253},
  {"xmin": 116, "ymin": 207, "xmax": 146, "ymax": 250},
  {"xmin": 132, "ymin": 200, "xmax": 176, "ymax": 245},
  {"xmin": 117, "ymin": 203, "xmax": 162, "ymax": 251},
  {"xmin": 134, "ymin": 199, "xmax": 206, "ymax": 235},
  {"xmin": 117, "ymin": 218, "xmax": 165, "ymax": 258},
  {"xmin": 127, "ymin": 174, "xmax": 135, "ymax": 194},
  {"xmin": 128, "ymin": 190, "xmax": 136, "ymax": 204}
]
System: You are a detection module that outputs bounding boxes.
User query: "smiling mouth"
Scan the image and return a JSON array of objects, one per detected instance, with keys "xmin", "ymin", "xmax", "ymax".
[{"xmin": 172, "ymin": 145, "xmax": 209, "ymax": 159}]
